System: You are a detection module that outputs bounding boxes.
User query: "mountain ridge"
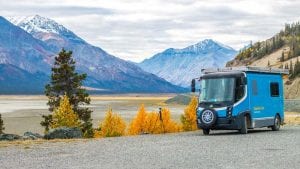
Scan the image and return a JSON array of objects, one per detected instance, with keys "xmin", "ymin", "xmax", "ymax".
[
  {"xmin": 0, "ymin": 15, "xmax": 185, "ymax": 93},
  {"xmin": 139, "ymin": 39, "xmax": 237, "ymax": 87}
]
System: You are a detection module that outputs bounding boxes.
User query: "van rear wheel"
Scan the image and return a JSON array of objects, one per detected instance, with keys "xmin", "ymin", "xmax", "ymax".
[
  {"xmin": 240, "ymin": 116, "xmax": 248, "ymax": 134},
  {"xmin": 271, "ymin": 115, "xmax": 281, "ymax": 131},
  {"xmin": 203, "ymin": 129, "xmax": 210, "ymax": 135}
]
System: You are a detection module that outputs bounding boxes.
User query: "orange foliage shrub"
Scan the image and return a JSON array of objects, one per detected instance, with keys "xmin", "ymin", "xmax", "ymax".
[
  {"xmin": 95, "ymin": 108, "xmax": 126, "ymax": 137},
  {"xmin": 143, "ymin": 112, "xmax": 161, "ymax": 134},
  {"xmin": 180, "ymin": 96, "xmax": 198, "ymax": 131},
  {"xmin": 159, "ymin": 108, "xmax": 182, "ymax": 133},
  {"xmin": 129, "ymin": 105, "xmax": 181, "ymax": 135},
  {"xmin": 128, "ymin": 104, "xmax": 147, "ymax": 135}
]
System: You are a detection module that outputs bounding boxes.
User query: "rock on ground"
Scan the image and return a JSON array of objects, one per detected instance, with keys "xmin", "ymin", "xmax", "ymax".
[{"xmin": 44, "ymin": 127, "xmax": 83, "ymax": 139}]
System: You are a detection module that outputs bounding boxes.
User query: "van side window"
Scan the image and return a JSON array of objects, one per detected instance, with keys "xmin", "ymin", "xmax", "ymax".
[
  {"xmin": 270, "ymin": 82, "xmax": 279, "ymax": 97},
  {"xmin": 235, "ymin": 77, "xmax": 245, "ymax": 101},
  {"xmin": 252, "ymin": 80, "xmax": 258, "ymax": 95}
]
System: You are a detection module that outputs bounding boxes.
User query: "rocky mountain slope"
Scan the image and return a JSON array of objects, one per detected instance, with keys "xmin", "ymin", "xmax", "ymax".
[
  {"xmin": 0, "ymin": 15, "xmax": 185, "ymax": 93},
  {"xmin": 139, "ymin": 39, "xmax": 237, "ymax": 87},
  {"xmin": 226, "ymin": 22, "xmax": 300, "ymax": 99},
  {"xmin": 0, "ymin": 64, "xmax": 48, "ymax": 94},
  {"xmin": 0, "ymin": 16, "xmax": 53, "ymax": 74}
]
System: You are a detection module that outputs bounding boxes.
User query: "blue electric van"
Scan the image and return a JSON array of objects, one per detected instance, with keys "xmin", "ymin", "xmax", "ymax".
[{"xmin": 191, "ymin": 67, "xmax": 289, "ymax": 135}]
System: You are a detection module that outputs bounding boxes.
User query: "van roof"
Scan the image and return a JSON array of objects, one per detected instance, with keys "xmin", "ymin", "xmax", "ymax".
[
  {"xmin": 202, "ymin": 71, "xmax": 244, "ymax": 79},
  {"xmin": 202, "ymin": 66, "xmax": 289, "ymax": 75}
]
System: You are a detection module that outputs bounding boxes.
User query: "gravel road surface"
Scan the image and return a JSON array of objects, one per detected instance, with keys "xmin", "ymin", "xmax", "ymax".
[{"xmin": 1, "ymin": 126, "xmax": 299, "ymax": 169}]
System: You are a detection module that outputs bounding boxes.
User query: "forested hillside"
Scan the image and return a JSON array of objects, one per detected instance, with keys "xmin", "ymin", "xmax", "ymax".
[
  {"xmin": 227, "ymin": 22, "xmax": 300, "ymax": 99},
  {"xmin": 227, "ymin": 22, "xmax": 300, "ymax": 77}
]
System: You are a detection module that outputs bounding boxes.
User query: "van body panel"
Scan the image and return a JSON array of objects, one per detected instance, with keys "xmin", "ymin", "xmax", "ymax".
[{"xmin": 196, "ymin": 70, "xmax": 285, "ymax": 131}]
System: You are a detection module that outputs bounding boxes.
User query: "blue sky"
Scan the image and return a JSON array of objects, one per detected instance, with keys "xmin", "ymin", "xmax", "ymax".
[{"xmin": 1, "ymin": 0, "xmax": 300, "ymax": 62}]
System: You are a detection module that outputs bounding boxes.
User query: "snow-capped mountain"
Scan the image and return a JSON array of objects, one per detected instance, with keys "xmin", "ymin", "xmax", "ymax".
[
  {"xmin": 8, "ymin": 15, "xmax": 83, "ymax": 42},
  {"xmin": 1, "ymin": 15, "xmax": 185, "ymax": 93},
  {"xmin": 138, "ymin": 39, "xmax": 237, "ymax": 87},
  {"xmin": 0, "ymin": 16, "xmax": 53, "ymax": 74}
]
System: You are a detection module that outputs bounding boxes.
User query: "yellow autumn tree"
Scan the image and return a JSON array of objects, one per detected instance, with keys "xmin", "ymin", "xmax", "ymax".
[
  {"xmin": 96, "ymin": 108, "xmax": 126, "ymax": 137},
  {"xmin": 142, "ymin": 108, "xmax": 181, "ymax": 134},
  {"xmin": 160, "ymin": 108, "xmax": 181, "ymax": 133},
  {"xmin": 143, "ymin": 112, "xmax": 161, "ymax": 134},
  {"xmin": 51, "ymin": 95, "xmax": 80, "ymax": 128},
  {"xmin": 180, "ymin": 96, "xmax": 198, "ymax": 131},
  {"xmin": 128, "ymin": 104, "xmax": 147, "ymax": 135}
]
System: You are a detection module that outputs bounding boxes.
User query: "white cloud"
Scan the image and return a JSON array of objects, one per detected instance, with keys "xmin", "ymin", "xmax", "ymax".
[{"xmin": 1, "ymin": 0, "xmax": 300, "ymax": 62}]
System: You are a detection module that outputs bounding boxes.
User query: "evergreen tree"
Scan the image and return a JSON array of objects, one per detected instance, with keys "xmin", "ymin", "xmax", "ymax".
[
  {"xmin": 290, "ymin": 60, "xmax": 294, "ymax": 78},
  {"xmin": 41, "ymin": 49, "xmax": 93, "ymax": 137},
  {"xmin": 294, "ymin": 57, "xmax": 300, "ymax": 77},
  {"xmin": 285, "ymin": 63, "xmax": 289, "ymax": 69},
  {"xmin": 0, "ymin": 113, "xmax": 4, "ymax": 134},
  {"xmin": 280, "ymin": 51, "xmax": 285, "ymax": 62}
]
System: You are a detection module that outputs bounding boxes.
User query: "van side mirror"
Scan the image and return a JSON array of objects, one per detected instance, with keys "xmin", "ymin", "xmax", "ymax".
[{"xmin": 191, "ymin": 79, "xmax": 196, "ymax": 92}]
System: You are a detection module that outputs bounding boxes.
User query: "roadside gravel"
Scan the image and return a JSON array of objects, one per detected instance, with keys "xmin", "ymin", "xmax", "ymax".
[{"xmin": 0, "ymin": 126, "xmax": 299, "ymax": 169}]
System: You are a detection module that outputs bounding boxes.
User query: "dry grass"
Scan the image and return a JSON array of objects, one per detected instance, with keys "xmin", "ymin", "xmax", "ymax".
[
  {"xmin": 285, "ymin": 112, "xmax": 300, "ymax": 125},
  {"xmin": 0, "ymin": 138, "xmax": 90, "ymax": 149}
]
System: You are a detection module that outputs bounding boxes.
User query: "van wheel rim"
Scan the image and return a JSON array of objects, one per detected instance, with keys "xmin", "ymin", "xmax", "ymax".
[{"xmin": 202, "ymin": 110, "xmax": 214, "ymax": 124}]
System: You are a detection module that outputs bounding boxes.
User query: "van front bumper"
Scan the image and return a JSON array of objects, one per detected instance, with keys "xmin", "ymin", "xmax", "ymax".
[{"xmin": 197, "ymin": 116, "xmax": 243, "ymax": 130}]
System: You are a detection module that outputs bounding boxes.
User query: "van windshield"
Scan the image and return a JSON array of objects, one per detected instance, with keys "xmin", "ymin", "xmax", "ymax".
[{"xmin": 200, "ymin": 78, "xmax": 235, "ymax": 103}]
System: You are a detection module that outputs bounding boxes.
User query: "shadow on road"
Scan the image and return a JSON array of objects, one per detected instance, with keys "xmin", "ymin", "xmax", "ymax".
[
  {"xmin": 210, "ymin": 129, "xmax": 274, "ymax": 136},
  {"xmin": 190, "ymin": 128, "xmax": 278, "ymax": 136}
]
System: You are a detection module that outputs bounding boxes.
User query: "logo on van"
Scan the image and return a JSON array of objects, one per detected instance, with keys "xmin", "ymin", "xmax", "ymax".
[{"xmin": 254, "ymin": 106, "xmax": 264, "ymax": 111}]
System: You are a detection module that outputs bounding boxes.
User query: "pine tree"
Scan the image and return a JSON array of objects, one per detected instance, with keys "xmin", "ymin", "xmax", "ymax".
[
  {"xmin": 290, "ymin": 60, "xmax": 294, "ymax": 78},
  {"xmin": 0, "ymin": 113, "xmax": 4, "ymax": 134},
  {"xmin": 180, "ymin": 97, "xmax": 198, "ymax": 131},
  {"xmin": 285, "ymin": 63, "xmax": 289, "ymax": 69},
  {"xmin": 267, "ymin": 60, "xmax": 271, "ymax": 67},
  {"xmin": 280, "ymin": 52, "xmax": 285, "ymax": 62},
  {"xmin": 41, "ymin": 49, "xmax": 93, "ymax": 137},
  {"xmin": 51, "ymin": 95, "xmax": 80, "ymax": 128},
  {"xmin": 294, "ymin": 57, "xmax": 300, "ymax": 77}
]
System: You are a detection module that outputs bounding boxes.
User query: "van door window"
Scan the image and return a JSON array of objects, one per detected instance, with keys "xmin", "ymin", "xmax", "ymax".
[
  {"xmin": 235, "ymin": 77, "xmax": 245, "ymax": 102},
  {"xmin": 252, "ymin": 80, "xmax": 258, "ymax": 95},
  {"xmin": 270, "ymin": 82, "xmax": 279, "ymax": 97}
]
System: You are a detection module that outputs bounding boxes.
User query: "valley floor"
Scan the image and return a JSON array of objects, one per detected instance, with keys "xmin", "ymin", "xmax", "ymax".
[{"xmin": 0, "ymin": 94, "xmax": 185, "ymax": 135}]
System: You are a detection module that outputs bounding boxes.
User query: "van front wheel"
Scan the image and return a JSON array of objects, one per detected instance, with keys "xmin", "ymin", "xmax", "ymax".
[
  {"xmin": 240, "ymin": 116, "xmax": 248, "ymax": 134},
  {"xmin": 271, "ymin": 115, "xmax": 281, "ymax": 131}
]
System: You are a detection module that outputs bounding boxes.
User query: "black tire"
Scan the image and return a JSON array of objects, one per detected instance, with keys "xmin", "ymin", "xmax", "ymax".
[
  {"xmin": 240, "ymin": 116, "xmax": 248, "ymax": 134},
  {"xmin": 199, "ymin": 109, "xmax": 217, "ymax": 128},
  {"xmin": 203, "ymin": 129, "xmax": 210, "ymax": 135},
  {"xmin": 271, "ymin": 115, "xmax": 281, "ymax": 131}
]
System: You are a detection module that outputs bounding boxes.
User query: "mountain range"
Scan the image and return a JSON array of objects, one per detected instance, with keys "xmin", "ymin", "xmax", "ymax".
[
  {"xmin": 138, "ymin": 39, "xmax": 237, "ymax": 87},
  {"xmin": 0, "ymin": 15, "xmax": 185, "ymax": 93}
]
